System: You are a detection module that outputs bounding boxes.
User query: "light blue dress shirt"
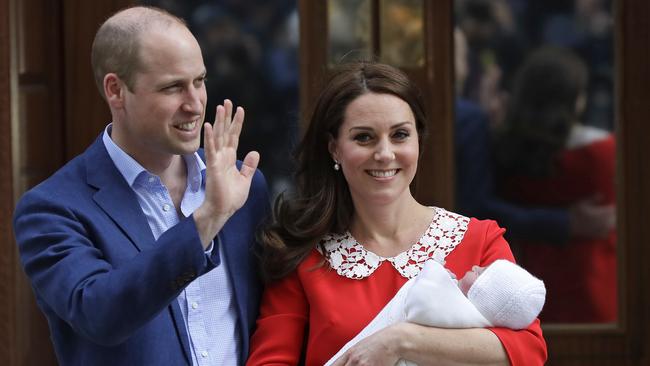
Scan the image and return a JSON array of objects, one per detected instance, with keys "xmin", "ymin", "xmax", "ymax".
[{"xmin": 103, "ymin": 125, "xmax": 240, "ymax": 365}]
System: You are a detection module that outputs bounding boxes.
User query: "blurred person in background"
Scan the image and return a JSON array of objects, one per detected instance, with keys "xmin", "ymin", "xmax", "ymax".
[{"xmin": 493, "ymin": 46, "xmax": 617, "ymax": 322}]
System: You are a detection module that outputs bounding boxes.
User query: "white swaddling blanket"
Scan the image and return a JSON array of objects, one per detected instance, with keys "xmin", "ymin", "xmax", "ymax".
[{"xmin": 325, "ymin": 260, "xmax": 491, "ymax": 366}]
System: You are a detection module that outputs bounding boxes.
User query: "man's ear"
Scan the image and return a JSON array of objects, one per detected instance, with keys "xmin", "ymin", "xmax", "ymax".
[{"xmin": 104, "ymin": 73, "xmax": 126, "ymax": 109}]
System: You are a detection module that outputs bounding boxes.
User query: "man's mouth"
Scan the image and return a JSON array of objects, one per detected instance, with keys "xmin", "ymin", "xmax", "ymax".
[{"xmin": 175, "ymin": 120, "xmax": 197, "ymax": 131}]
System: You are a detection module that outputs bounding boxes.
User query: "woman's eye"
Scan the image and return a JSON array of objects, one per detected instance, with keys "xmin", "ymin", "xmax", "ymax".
[
  {"xmin": 353, "ymin": 133, "xmax": 372, "ymax": 143},
  {"xmin": 393, "ymin": 130, "xmax": 410, "ymax": 140}
]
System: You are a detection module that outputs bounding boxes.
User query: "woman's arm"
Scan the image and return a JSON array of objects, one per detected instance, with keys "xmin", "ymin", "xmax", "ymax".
[
  {"xmin": 332, "ymin": 322, "xmax": 508, "ymax": 366},
  {"xmin": 246, "ymin": 270, "xmax": 308, "ymax": 365}
]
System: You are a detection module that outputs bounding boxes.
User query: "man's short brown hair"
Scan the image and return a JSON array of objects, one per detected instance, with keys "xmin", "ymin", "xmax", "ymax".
[{"xmin": 90, "ymin": 6, "xmax": 186, "ymax": 99}]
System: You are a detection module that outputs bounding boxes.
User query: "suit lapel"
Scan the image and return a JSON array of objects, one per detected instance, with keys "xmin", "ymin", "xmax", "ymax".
[
  {"xmin": 220, "ymin": 224, "xmax": 249, "ymax": 311},
  {"xmin": 84, "ymin": 136, "xmax": 192, "ymax": 364},
  {"xmin": 219, "ymin": 220, "xmax": 251, "ymax": 361},
  {"xmin": 84, "ymin": 137, "xmax": 155, "ymax": 252},
  {"xmin": 169, "ymin": 301, "xmax": 193, "ymax": 363}
]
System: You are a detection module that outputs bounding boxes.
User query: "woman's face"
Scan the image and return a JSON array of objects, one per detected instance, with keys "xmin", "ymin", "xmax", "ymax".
[{"xmin": 329, "ymin": 92, "xmax": 420, "ymax": 206}]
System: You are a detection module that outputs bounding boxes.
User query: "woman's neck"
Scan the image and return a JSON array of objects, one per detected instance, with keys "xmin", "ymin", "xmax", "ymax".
[{"xmin": 349, "ymin": 194, "xmax": 433, "ymax": 257}]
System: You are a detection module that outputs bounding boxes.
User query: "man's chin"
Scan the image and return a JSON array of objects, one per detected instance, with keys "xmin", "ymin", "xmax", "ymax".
[{"xmin": 174, "ymin": 141, "xmax": 201, "ymax": 155}]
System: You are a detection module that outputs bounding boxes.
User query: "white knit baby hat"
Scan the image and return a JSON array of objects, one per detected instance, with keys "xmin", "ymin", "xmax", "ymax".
[{"xmin": 467, "ymin": 259, "xmax": 546, "ymax": 330}]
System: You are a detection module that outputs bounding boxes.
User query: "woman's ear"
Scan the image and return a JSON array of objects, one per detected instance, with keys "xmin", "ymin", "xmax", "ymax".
[
  {"xmin": 327, "ymin": 135, "xmax": 338, "ymax": 162},
  {"xmin": 104, "ymin": 73, "xmax": 125, "ymax": 109}
]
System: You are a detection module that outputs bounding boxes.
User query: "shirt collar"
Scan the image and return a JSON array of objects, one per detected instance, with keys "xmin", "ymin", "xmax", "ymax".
[
  {"xmin": 102, "ymin": 123, "xmax": 206, "ymax": 189},
  {"xmin": 184, "ymin": 150, "xmax": 205, "ymax": 192}
]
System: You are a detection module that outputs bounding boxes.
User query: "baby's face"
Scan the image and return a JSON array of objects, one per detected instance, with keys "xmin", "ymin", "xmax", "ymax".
[{"xmin": 459, "ymin": 265, "xmax": 486, "ymax": 296}]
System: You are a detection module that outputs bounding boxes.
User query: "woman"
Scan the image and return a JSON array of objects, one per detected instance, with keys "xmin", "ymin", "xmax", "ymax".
[
  {"xmin": 493, "ymin": 46, "xmax": 617, "ymax": 323},
  {"xmin": 247, "ymin": 62, "xmax": 546, "ymax": 365}
]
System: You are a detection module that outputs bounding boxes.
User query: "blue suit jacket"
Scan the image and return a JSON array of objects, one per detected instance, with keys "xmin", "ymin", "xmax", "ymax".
[{"xmin": 13, "ymin": 135, "xmax": 269, "ymax": 365}]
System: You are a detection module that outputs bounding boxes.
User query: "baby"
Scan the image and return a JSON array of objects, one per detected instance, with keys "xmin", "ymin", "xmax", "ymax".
[{"xmin": 325, "ymin": 259, "xmax": 546, "ymax": 366}]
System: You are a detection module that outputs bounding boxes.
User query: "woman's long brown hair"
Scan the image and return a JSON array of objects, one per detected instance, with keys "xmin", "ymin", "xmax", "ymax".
[{"xmin": 258, "ymin": 61, "xmax": 428, "ymax": 282}]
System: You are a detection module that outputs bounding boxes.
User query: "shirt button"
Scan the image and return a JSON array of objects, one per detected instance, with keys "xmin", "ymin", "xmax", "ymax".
[
  {"xmin": 191, "ymin": 302, "xmax": 198, "ymax": 309},
  {"xmin": 148, "ymin": 176, "xmax": 155, "ymax": 183},
  {"xmin": 162, "ymin": 204, "xmax": 171, "ymax": 212},
  {"xmin": 201, "ymin": 351, "xmax": 208, "ymax": 358}
]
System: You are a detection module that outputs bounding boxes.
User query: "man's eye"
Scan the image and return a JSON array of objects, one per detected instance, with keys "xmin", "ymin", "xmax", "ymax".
[{"xmin": 163, "ymin": 85, "xmax": 181, "ymax": 92}]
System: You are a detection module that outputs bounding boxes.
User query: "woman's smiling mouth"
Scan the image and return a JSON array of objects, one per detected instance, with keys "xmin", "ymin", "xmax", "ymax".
[{"xmin": 366, "ymin": 169, "xmax": 399, "ymax": 178}]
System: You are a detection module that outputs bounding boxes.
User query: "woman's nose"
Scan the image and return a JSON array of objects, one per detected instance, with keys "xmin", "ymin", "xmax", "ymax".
[{"xmin": 374, "ymin": 140, "xmax": 396, "ymax": 162}]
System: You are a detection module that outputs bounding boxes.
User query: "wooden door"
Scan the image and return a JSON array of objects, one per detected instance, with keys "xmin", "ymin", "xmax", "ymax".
[{"xmin": 1, "ymin": 0, "xmax": 131, "ymax": 364}]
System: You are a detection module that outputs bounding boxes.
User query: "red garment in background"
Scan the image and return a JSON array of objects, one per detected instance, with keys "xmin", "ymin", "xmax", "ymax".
[{"xmin": 500, "ymin": 128, "xmax": 617, "ymax": 323}]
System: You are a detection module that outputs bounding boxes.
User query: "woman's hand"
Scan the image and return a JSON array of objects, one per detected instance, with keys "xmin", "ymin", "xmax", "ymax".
[
  {"xmin": 332, "ymin": 322, "xmax": 510, "ymax": 366},
  {"xmin": 331, "ymin": 324, "xmax": 403, "ymax": 366}
]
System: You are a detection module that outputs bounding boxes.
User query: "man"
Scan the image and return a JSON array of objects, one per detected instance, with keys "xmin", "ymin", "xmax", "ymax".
[{"xmin": 13, "ymin": 6, "xmax": 268, "ymax": 365}]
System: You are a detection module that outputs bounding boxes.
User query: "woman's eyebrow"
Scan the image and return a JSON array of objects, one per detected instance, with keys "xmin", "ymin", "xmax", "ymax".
[{"xmin": 348, "ymin": 121, "xmax": 413, "ymax": 133}]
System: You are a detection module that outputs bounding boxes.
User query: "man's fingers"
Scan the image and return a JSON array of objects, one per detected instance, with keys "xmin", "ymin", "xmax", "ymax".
[
  {"xmin": 214, "ymin": 105, "xmax": 226, "ymax": 147},
  {"xmin": 224, "ymin": 99, "xmax": 233, "ymax": 124},
  {"xmin": 239, "ymin": 151, "xmax": 260, "ymax": 178},
  {"xmin": 228, "ymin": 106, "xmax": 245, "ymax": 150},
  {"xmin": 208, "ymin": 100, "xmax": 250, "ymax": 176},
  {"xmin": 203, "ymin": 122, "xmax": 215, "ymax": 157}
]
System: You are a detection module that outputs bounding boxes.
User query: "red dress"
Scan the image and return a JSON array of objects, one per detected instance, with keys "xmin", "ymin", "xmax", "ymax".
[
  {"xmin": 247, "ymin": 208, "xmax": 547, "ymax": 365},
  {"xmin": 500, "ymin": 126, "xmax": 617, "ymax": 322}
]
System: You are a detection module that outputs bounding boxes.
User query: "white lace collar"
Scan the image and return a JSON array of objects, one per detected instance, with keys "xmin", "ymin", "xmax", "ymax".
[{"xmin": 318, "ymin": 207, "xmax": 470, "ymax": 280}]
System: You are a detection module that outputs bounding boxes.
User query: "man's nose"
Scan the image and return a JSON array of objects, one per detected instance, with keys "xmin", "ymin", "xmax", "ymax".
[{"xmin": 182, "ymin": 87, "xmax": 203, "ymax": 114}]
